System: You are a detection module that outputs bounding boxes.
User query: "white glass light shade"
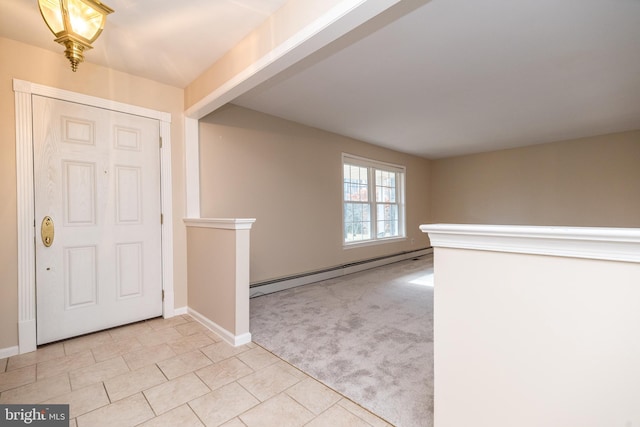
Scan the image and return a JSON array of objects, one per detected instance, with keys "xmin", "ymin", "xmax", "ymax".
[{"xmin": 37, "ymin": 0, "xmax": 113, "ymax": 71}]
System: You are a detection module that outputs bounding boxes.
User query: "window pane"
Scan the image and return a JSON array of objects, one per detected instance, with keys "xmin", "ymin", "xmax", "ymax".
[
  {"xmin": 343, "ymin": 157, "xmax": 404, "ymax": 244},
  {"xmin": 344, "ymin": 164, "xmax": 368, "ymax": 202},
  {"xmin": 377, "ymin": 204, "xmax": 399, "ymax": 238},
  {"xmin": 375, "ymin": 169, "xmax": 397, "ymax": 203},
  {"xmin": 344, "ymin": 203, "xmax": 353, "ymax": 223},
  {"xmin": 359, "ymin": 183, "xmax": 368, "ymax": 202},
  {"xmin": 344, "ymin": 203, "xmax": 371, "ymax": 242}
]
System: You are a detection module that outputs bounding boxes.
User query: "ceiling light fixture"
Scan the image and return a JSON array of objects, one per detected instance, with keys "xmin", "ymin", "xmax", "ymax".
[{"xmin": 38, "ymin": 0, "xmax": 113, "ymax": 72}]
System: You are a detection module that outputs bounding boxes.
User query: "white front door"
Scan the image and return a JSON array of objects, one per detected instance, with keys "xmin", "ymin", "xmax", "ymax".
[{"xmin": 33, "ymin": 95, "xmax": 163, "ymax": 344}]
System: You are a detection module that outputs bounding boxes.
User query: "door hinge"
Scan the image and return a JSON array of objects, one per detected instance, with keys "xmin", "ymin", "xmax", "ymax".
[
  {"xmin": 159, "ymin": 137, "xmax": 163, "ymax": 149},
  {"xmin": 162, "ymin": 290, "xmax": 165, "ymax": 301},
  {"xmin": 160, "ymin": 213, "xmax": 164, "ymax": 224}
]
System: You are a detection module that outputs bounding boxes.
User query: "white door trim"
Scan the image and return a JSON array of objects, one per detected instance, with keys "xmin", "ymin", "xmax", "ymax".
[
  {"xmin": 184, "ymin": 117, "xmax": 200, "ymax": 218},
  {"xmin": 13, "ymin": 78, "xmax": 174, "ymax": 354}
]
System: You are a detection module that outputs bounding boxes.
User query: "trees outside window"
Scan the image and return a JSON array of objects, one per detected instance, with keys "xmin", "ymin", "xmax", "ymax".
[{"xmin": 343, "ymin": 154, "xmax": 405, "ymax": 245}]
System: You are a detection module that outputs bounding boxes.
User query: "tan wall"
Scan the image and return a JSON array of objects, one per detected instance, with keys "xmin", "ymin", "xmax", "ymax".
[
  {"xmin": 0, "ymin": 37, "xmax": 188, "ymax": 350},
  {"xmin": 430, "ymin": 130, "xmax": 640, "ymax": 227},
  {"xmin": 199, "ymin": 105, "xmax": 431, "ymax": 283},
  {"xmin": 185, "ymin": 224, "xmax": 252, "ymax": 338},
  {"xmin": 186, "ymin": 227, "xmax": 237, "ymax": 334}
]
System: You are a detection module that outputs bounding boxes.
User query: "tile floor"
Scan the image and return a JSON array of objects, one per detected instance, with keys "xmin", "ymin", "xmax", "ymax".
[{"xmin": 0, "ymin": 315, "xmax": 392, "ymax": 427}]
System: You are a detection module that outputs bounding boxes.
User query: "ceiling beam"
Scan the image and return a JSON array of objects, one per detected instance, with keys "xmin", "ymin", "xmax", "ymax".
[{"xmin": 184, "ymin": 0, "xmax": 402, "ymax": 119}]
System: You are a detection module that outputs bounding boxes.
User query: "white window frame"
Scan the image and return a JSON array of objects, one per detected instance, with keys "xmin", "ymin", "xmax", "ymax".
[{"xmin": 342, "ymin": 153, "xmax": 406, "ymax": 247}]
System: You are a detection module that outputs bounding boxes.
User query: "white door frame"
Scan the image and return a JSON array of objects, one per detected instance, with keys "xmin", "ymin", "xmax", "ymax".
[{"xmin": 13, "ymin": 79, "xmax": 175, "ymax": 354}]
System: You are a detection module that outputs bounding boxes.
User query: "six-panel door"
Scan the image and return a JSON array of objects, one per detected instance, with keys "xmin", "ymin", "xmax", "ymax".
[{"xmin": 33, "ymin": 95, "xmax": 163, "ymax": 344}]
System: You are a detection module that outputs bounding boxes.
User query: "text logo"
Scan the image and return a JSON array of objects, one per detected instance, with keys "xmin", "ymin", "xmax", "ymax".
[{"xmin": 1, "ymin": 405, "xmax": 69, "ymax": 426}]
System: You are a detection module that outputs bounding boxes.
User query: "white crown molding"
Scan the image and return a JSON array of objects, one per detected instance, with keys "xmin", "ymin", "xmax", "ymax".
[
  {"xmin": 420, "ymin": 224, "xmax": 640, "ymax": 263},
  {"xmin": 183, "ymin": 218, "xmax": 256, "ymax": 230}
]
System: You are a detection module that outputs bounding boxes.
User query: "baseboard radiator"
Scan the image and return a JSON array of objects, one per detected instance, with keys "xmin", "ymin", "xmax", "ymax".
[{"xmin": 249, "ymin": 247, "xmax": 433, "ymax": 298}]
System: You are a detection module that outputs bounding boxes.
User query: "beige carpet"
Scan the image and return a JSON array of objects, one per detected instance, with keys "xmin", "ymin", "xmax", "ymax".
[{"xmin": 250, "ymin": 256, "xmax": 434, "ymax": 427}]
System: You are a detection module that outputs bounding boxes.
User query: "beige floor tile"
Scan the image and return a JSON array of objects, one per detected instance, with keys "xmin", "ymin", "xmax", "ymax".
[
  {"xmin": 338, "ymin": 399, "xmax": 393, "ymax": 427},
  {"xmin": 37, "ymin": 350, "xmax": 95, "ymax": 380},
  {"xmin": 157, "ymin": 350, "xmax": 212, "ymax": 380},
  {"xmin": 143, "ymin": 372, "xmax": 209, "ymax": 415},
  {"xmin": 69, "ymin": 418, "xmax": 77, "ymax": 427},
  {"xmin": 136, "ymin": 328, "xmax": 183, "ymax": 347},
  {"xmin": 204, "ymin": 330, "xmax": 224, "ymax": 343},
  {"xmin": 91, "ymin": 337, "xmax": 143, "ymax": 362},
  {"xmin": 104, "ymin": 364, "xmax": 167, "ymax": 402},
  {"xmin": 0, "ymin": 364, "xmax": 36, "ymax": 392},
  {"xmin": 166, "ymin": 332, "xmax": 215, "ymax": 355},
  {"xmin": 107, "ymin": 321, "xmax": 154, "ymax": 341},
  {"xmin": 69, "ymin": 356, "xmax": 130, "ymax": 390},
  {"xmin": 195, "ymin": 357, "xmax": 254, "ymax": 391},
  {"xmin": 239, "ymin": 393, "xmax": 315, "ymax": 427},
  {"xmin": 43, "ymin": 382, "xmax": 110, "ymax": 419},
  {"xmin": 122, "ymin": 343, "xmax": 176, "ymax": 371},
  {"xmin": 175, "ymin": 321, "xmax": 210, "ymax": 337},
  {"xmin": 0, "ymin": 373, "xmax": 70, "ymax": 404},
  {"xmin": 6, "ymin": 343, "xmax": 65, "ymax": 371},
  {"xmin": 220, "ymin": 418, "xmax": 246, "ymax": 427},
  {"xmin": 236, "ymin": 347, "xmax": 280, "ymax": 371},
  {"xmin": 305, "ymin": 404, "xmax": 372, "ymax": 427},
  {"xmin": 63, "ymin": 331, "xmax": 114, "ymax": 355},
  {"xmin": 137, "ymin": 404, "xmax": 204, "ymax": 427},
  {"xmin": 76, "ymin": 392, "xmax": 154, "ymax": 427},
  {"xmin": 0, "ymin": 358, "xmax": 6, "ymax": 373},
  {"xmin": 146, "ymin": 316, "xmax": 188, "ymax": 331},
  {"xmin": 286, "ymin": 377, "xmax": 342, "ymax": 415},
  {"xmin": 199, "ymin": 341, "xmax": 252, "ymax": 363},
  {"xmin": 237, "ymin": 363, "xmax": 301, "ymax": 402},
  {"xmin": 272, "ymin": 360, "xmax": 308, "ymax": 380},
  {"xmin": 188, "ymin": 382, "xmax": 259, "ymax": 426}
]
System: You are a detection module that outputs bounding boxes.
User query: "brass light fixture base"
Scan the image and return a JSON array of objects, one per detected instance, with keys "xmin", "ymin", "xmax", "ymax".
[
  {"xmin": 58, "ymin": 37, "xmax": 91, "ymax": 72},
  {"xmin": 38, "ymin": 0, "xmax": 113, "ymax": 72}
]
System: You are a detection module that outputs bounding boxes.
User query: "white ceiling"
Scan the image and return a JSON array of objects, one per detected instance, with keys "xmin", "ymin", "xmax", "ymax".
[
  {"xmin": 234, "ymin": 0, "xmax": 640, "ymax": 158},
  {"xmin": 0, "ymin": 0, "xmax": 288, "ymax": 88},
  {"xmin": 2, "ymin": 0, "xmax": 639, "ymax": 159}
]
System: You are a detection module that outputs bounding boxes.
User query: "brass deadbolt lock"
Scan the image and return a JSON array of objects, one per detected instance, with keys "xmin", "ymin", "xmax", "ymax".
[{"xmin": 41, "ymin": 216, "xmax": 54, "ymax": 247}]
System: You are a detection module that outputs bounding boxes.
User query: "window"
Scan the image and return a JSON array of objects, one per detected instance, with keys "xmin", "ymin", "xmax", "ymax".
[{"xmin": 342, "ymin": 154, "xmax": 406, "ymax": 245}]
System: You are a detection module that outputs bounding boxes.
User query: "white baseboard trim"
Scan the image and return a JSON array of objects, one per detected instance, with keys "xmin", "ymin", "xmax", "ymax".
[
  {"xmin": 0, "ymin": 346, "xmax": 19, "ymax": 359},
  {"xmin": 187, "ymin": 307, "xmax": 252, "ymax": 347},
  {"xmin": 173, "ymin": 306, "xmax": 188, "ymax": 316},
  {"xmin": 250, "ymin": 248, "xmax": 433, "ymax": 297}
]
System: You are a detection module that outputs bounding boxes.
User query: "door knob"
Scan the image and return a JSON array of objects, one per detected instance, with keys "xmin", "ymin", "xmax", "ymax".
[{"xmin": 41, "ymin": 216, "xmax": 54, "ymax": 247}]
